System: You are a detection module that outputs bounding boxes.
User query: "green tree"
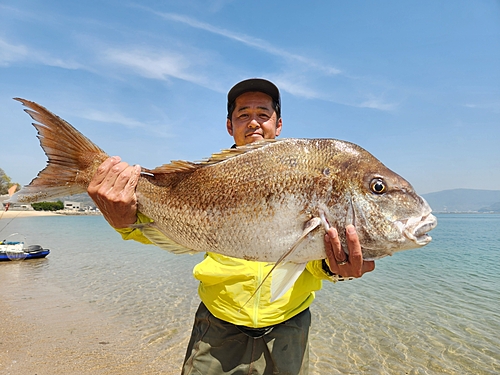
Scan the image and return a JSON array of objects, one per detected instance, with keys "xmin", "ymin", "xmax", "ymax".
[
  {"xmin": 0, "ymin": 168, "xmax": 19, "ymax": 195},
  {"xmin": 31, "ymin": 201, "xmax": 64, "ymax": 211}
]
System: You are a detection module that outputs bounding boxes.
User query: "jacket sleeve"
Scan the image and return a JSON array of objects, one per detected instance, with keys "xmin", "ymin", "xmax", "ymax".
[
  {"xmin": 113, "ymin": 212, "xmax": 153, "ymax": 245},
  {"xmin": 306, "ymin": 260, "xmax": 353, "ymax": 283},
  {"xmin": 306, "ymin": 260, "xmax": 338, "ymax": 282}
]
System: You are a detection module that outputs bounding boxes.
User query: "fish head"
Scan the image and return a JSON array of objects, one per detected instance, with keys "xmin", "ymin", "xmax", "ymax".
[
  {"xmin": 330, "ymin": 151, "xmax": 437, "ymax": 260},
  {"xmin": 355, "ymin": 166, "xmax": 436, "ymax": 259}
]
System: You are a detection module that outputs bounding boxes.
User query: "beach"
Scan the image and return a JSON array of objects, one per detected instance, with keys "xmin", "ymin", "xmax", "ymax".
[
  {"xmin": 0, "ymin": 286, "xmax": 172, "ymax": 375},
  {"xmin": 1, "ymin": 210, "xmax": 60, "ymax": 219}
]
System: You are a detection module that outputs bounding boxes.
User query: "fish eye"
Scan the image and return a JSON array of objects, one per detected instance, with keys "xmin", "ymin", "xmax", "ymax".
[{"xmin": 370, "ymin": 178, "xmax": 386, "ymax": 194}]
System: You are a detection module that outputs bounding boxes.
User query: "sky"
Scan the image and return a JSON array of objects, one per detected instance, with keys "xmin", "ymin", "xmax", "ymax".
[{"xmin": 0, "ymin": 0, "xmax": 499, "ymax": 195}]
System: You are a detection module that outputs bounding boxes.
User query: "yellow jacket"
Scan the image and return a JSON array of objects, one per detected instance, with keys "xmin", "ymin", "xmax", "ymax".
[{"xmin": 116, "ymin": 213, "xmax": 335, "ymax": 328}]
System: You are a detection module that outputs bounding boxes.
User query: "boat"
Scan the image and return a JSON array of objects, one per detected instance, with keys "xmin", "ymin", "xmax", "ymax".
[
  {"xmin": 0, "ymin": 241, "xmax": 50, "ymax": 261},
  {"xmin": 1, "ymin": 186, "xmax": 51, "ymax": 261}
]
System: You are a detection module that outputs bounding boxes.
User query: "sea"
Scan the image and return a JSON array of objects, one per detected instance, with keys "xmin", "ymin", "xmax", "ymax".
[{"xmin": 0, "ymin": 213, "xmax": 499, "ymax": 374}]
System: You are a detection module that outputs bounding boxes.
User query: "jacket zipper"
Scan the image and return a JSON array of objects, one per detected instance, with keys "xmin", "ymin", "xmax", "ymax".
[{"xmin": 252, "ymin": 262, "xmax": 264, "ymax": 327}]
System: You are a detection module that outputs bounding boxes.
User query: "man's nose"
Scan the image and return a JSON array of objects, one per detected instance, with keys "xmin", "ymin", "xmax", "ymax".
[{"xmin": 248, "ymin": 118, "xmax": 260, "ymax": 128}]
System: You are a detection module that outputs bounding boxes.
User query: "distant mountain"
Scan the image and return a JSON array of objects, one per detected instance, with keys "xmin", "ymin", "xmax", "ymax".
[
  {"xmin": 478, "ymin": 202, "xmax": 500, "ymax": 213},
  {"xmin": 422, "ymin": 189, "xmax": 500, "ymax": 213}
]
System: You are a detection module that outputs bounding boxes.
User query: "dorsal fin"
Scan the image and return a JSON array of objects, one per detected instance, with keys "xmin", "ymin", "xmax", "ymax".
[
  {"xmin": 201, "ymin": 139, "xmax": 277, "ymax": 166},
  {"xmin": 141, "ymin": 139, "xmax": 278, "ymax": 175},
  {"xmin": 143, "ymin": 160, "xmax": 199, "ymax": 174}
]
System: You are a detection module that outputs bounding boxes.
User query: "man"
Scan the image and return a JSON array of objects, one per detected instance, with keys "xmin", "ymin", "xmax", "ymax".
[{"xmin": 88, "ymin": 78, "xmax": 375, "ymax": 374}]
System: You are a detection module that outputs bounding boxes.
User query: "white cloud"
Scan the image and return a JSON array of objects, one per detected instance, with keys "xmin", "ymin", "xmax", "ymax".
[
  {"xmin": 276, "ymin": 74, "xmax": 398, "ymax": 110},
  {"xmin": 104, "ymin": 48, "xmax": 189, "ymax": 80},
  {"xmin": 0, "ymin": 38, "xmax": 28, "ymax": 65},
  {"xmin": 127, "ymin": 7, "xmax": 401, "ymax": 111},
  {"xmin": 275, "ymin": 77, "xmax": 323, "ymax": 100},
  {"xmin": 82, "ymin": 109, "xmax": 176, "ymax": 139},
  {"xmin": 102, "ymin": 47, "xmax": 214, "ymax": 89},
  {"xmin": 138, "ymin": 7, "xmax": 342, "ymax": 76},
  {"xmin": 464, "ymin": 102, "xmax": 500, "ymax": 113},
  {"xmin": 80, "ymin": 109, "xmax": 147, "ymax": 129},
  {"xmin": 358, "ymin": 98, "xmax": 397, "ymax": 111},
  {"xmin": 0, "ymin": 37, "xmax": 83, "ymax": 69}
]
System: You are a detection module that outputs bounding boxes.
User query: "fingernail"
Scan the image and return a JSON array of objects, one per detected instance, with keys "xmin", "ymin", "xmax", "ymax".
[
  {"xmin": 346, "ymin": 225, "xmax": 356, "ymax": 234},
  {"xmin": 330, "ymin": 228, "xmax": 338, "ymax": 239}
]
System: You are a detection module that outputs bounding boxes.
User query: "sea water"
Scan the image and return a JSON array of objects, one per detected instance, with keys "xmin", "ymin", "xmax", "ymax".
[{"xmin": 0, "ymin": 214, "xmax": 499, "ymax": 374}]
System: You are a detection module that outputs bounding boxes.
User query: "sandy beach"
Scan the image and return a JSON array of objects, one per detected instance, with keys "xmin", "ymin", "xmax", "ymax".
[
  {"xmin": 0, "ymin": 298, "xmax": 173, "ymax": 375},
  {"xmin": 0, "ymin": 210, "xmax": 60, "ymax": 219},
  {"xmin": 0, "ymin": 258, "xmax": 179, "ymax": 375},
  {"xmin": 0, "ymin": 210, "xmax": 103, "ymax": 220}
]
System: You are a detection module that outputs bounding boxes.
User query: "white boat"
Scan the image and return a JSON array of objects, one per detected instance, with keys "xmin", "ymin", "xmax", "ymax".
[{"xmin": 0, "ymin": 234, "xmax": 50, "ymax": 261}]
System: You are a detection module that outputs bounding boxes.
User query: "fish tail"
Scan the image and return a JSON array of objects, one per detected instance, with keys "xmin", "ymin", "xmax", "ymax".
[{"xmin": 9, "ymin": 98, "xmax": 109, "ymax": 204}]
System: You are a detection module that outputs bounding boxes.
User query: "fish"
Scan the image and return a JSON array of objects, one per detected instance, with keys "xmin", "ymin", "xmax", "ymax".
[{"xmin": 10, "ymin": 98, "xmax": 437, "ymax": 301}]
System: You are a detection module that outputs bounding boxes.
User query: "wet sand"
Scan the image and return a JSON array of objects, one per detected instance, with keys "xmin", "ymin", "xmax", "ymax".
[
  {"xmin": 1, "ymin": 210, "xmax": 60, "ymax": 219},
  {"xmin": 0, "ymin": 263, "xmax": 178, "ymax": 375}
]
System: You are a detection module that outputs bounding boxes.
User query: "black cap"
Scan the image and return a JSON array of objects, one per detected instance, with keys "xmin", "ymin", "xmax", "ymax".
[{"xmin": 227, "ymin": 78, "xmax": 281, "ymax": 118}]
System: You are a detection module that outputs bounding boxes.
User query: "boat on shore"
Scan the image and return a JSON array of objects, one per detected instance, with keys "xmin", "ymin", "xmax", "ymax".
[
  {"xmin": 0, "ymin": 241, "xmax": 50, "ymax": 261},
  {"xmin": 1, "ymin": 188, "xmax": 51, "ymax": 261}
]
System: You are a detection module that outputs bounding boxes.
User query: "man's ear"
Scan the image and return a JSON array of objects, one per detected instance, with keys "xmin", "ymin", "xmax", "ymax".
[
  {"xmin": 226, "ymin": 118, "xmax": 233, "ymax": 136},
  {"xmin": 275, "ymin": 118, "xmax": 283, "ymax": 137}
]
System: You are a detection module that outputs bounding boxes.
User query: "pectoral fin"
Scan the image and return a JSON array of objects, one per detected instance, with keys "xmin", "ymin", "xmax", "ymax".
[
  {"xmin": 132, "ymin": 223, "xmax": 197, "ymax": 254},
  {"xmin": 239, "ymin": 217, "xmax": 322, "ymax": 310},
  {"xmin": 270, "ymin": 262, "xmax": 307, "ymax": 302},
  {"xmin": 270, "ymin": 216, "xmax": 321, "ymax": 270}
]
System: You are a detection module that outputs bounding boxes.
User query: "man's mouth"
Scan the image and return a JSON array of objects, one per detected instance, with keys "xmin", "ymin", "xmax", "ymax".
[{"xmin": 246, "ymin": 132, "xmax": 263, "ymax": 138}]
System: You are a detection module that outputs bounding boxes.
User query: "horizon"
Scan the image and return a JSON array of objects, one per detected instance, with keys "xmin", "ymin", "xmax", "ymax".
[{"xmin": 1, "ymin": 1, "xmax": 499, "ymax": 195}]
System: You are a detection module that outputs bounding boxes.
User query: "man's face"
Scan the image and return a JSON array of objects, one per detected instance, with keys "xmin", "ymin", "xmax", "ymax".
[{"xmin": 227, "ymin": 91, "xmax": 282, "ymax": 146}]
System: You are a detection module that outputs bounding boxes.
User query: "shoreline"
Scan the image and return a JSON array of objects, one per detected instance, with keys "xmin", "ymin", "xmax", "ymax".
[{"xmin": 0, "ymin": 210, "xmax": 100, "ymax": 219}]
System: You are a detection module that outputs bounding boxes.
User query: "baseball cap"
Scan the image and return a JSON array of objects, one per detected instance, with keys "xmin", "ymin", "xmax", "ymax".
[{"xmin": 227, "ymin": 78, "xmax": 281, "ymax": 118}]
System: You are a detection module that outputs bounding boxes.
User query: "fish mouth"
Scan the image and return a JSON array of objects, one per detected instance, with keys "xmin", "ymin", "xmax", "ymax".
[{"xmin": 397, "ymin": 213, "xmax": 438, "ymax": 246}]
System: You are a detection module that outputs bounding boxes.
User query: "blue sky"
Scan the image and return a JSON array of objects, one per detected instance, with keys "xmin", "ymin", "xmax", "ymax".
[{"xmin": 0, "ymin": 0, "xmax": 499, "ymax": 194}]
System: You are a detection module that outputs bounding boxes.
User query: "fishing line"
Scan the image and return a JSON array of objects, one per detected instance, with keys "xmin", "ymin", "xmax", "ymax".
[{"xmin": 0, "ymin": 211, "xmax": 21, "ymax": 237}]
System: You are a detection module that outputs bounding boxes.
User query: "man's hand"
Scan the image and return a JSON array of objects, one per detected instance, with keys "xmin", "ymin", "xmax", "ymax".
[
  {"xmin": 324, "ymin": 225, "xmax": 375, "ymax": 278},
  {"xmin": 87, "ymin": 156, "xmax": 141, "ymax": 228}
]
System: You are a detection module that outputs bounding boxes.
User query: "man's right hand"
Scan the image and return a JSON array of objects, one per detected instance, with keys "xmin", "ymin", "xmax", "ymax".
[
  {"xmin": 323, "ymin": 225, "xmax": 375, "ymax": 278},
  {"xmin": 87, "ymin": 156, "xmax": 141, "ymax": 228}
]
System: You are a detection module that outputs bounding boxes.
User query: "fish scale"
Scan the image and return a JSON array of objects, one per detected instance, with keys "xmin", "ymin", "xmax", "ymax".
[{"xmin": 137, "ymin": 141, "xmax": 327, "ymax": 260}]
